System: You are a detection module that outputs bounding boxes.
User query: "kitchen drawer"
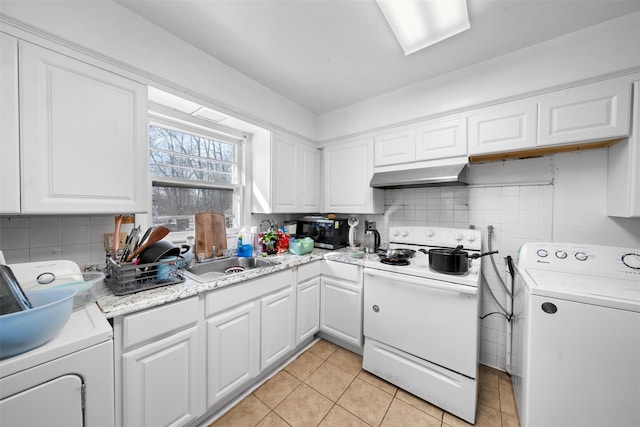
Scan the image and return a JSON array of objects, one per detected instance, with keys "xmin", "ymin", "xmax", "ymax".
[
  {"xmin": 122, "ymin": 296, "xmax": 199, "ymax": 351},
  {"xmin": 297, "ymin": 261, "xmax": 322, "ymax": 283},
  {"xmin": 322, "ymin": 260, "xmax": 361, "ymax": 284},
  {"xmin": 206, "ymin": 270, "xmax": 293, "ymax": 316}
]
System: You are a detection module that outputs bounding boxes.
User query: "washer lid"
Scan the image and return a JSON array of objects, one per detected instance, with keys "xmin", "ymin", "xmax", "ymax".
[{"xmin": 524, "ymin": 268, "xmax": 640, "ymax": 313}]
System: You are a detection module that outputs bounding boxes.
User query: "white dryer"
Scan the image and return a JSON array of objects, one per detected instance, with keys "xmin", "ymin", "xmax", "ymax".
[
  {"xmin": 511, "ymin": 242, "xmax": 640, "ymax": 427},
  {"xmin": 0, "ymin": 303, "xmax": 114, "ymax": 426}
]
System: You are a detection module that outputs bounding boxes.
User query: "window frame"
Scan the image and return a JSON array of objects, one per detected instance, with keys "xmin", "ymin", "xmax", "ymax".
[{"xmin": 147, "ymin": 107, "xmax": 247, "ymax": 242}]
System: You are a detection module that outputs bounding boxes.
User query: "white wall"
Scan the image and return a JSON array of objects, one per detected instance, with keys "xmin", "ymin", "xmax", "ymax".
[
  {"xmin": 0, "ymin": 0, "xmax": 317, "ymax": 141},
  {"xmin": 317, "ymin": 11, "xmax": 640, "ymax": 141}
]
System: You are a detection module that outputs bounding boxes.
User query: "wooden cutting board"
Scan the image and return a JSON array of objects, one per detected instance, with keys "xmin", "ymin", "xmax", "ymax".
[{"xmin": 195, "ymin": 212, "xmax": 227, "ymax": 259}]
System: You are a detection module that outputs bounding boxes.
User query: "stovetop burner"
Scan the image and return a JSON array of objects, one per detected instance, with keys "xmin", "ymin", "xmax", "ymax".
[{"xmin": 380, "ymin": 258, "xmax": 410, "ymax": 266}]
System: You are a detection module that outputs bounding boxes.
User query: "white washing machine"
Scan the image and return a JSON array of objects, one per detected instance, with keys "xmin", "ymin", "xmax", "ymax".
[
  {"xmin": 0, "ymin": 261, "xmax": 114, "ymax": 427},
  {"xmin": 511, "ymin": 242, "xmax": 640, "ymax": 427}
]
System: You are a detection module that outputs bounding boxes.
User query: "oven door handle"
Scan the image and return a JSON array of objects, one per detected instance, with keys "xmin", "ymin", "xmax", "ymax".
[{"xmin": 364, "ymin": 268, "xmax": 477, "ymax": 295}]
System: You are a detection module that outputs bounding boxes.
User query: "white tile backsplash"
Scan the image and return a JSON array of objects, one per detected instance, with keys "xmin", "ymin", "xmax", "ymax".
[{"xmin": 0, "ymin": 215, "xmax": 114, "ymax": 268}]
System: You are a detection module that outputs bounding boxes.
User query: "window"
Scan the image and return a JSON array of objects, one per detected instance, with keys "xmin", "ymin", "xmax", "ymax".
[{"xmin": 149, "ymin": 116, "xmax": 244, "ymax": 233}]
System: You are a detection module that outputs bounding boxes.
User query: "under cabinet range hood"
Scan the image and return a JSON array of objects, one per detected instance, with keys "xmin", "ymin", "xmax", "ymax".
[{"xmin": 370, "ymin": 163, "xmax": 469, "ymax": 189}]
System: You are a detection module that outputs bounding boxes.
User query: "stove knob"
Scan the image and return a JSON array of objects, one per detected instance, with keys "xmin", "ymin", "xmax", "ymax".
[
  {"xmin": 426, "ymin": 229, "xmax": 434, "ymax": 237},
  {"xmin": 575, "ymin": 252, "xmax": 588, "ymax": 261},
  {"xmin": 537, "ymin": 249, "xmax": 548, "ymax": 258},
  {"xmin": 467, "ymin": 234, "xmax": 476, "ymax": 243},
  {"xmin": 622, "ymin": 253, "xmax": 640, "ymax": 269},
  {"xmin": 392, "ymin": 229, "xmax": 399, "ymax": 237},
  {"xmin": 555, "ymin": 250, "xmax": 568, "ymax": 259},
  {"xmin": 401, "ymin": 230, "xmax": 409, "ymax": 237},
  {"xmin": 455, "ymin": 233, "xmax": 463, "ymax": 241}
]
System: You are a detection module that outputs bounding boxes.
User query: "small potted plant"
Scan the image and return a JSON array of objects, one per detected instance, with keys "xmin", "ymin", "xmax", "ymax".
[{"xmin": 261, "ymin": 228, "xmax": 279, "ymax": 255}]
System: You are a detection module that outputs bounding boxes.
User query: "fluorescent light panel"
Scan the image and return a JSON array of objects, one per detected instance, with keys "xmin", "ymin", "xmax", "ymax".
[{"xmin": 377, "ymin": 0, "xmax": 470, "ymax": 55}]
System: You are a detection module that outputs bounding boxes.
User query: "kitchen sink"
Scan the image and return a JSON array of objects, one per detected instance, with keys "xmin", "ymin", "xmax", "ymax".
[{"xmin": 186, "ymin": 256, "xmax": 280, "ymax": 281}]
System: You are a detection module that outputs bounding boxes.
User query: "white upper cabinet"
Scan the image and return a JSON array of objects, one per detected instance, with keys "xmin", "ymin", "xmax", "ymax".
[
  {"xmin": 415, "ymin": 116, "xmax": 468, "ymax": 161},
  {"xmin": 374, "ymin": 115, "xmax": 467, "ymax": 167},
  {"xmin": 18, "ymin": 41, "xmax": 148, "ymax": 214},
  {"xmin": 0, "ymin": 33, "xmax": 20, "ymax": 214},
  {"xmin": 254, "ymin": 132, "xmax": 320, "ymax": 213},
  {"xmin": 374, "ymin": 128, "xmax": 415, "ymax": 166},
  {"xmin": 324, "ymin": 137, "xmax": 384, "ymax": 214},
  {"xmin": 608, "ymin": 79, "xmax": 640, "ymax": 218},
  {"xmin": 468, "ymin": 99, "xmax": 538, "ymax": 155},
  {"xmin": 538, "ymin": 75, "xmax": 633, "ymax": 147}
]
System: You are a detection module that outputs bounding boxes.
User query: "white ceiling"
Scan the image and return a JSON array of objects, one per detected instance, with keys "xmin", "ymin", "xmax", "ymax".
[{"xmin": 117, "ymin": 0, "xmax": 640, "ymax": 115}]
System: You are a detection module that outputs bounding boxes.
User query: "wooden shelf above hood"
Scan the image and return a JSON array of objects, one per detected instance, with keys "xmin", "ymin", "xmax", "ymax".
[{"xmin": 468, "ymin": 138, "xmax": 624, "ymax": 164}]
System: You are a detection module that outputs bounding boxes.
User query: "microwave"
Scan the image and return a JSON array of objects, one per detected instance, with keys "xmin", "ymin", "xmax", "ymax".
[{"xmin": 295, "ymin": 217, "xmax": 348, "ymax": 250}]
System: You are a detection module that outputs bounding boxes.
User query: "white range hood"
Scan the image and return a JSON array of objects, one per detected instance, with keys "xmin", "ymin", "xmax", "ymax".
[{"xmin": 370, "ymin": 163, "xmax": 468, "ymax": 189}]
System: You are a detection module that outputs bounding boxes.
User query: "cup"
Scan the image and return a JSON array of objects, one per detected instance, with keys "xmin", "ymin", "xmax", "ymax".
[{"xmin": 157, "ymin": 256, "xmax": 178, "ymax": 282}]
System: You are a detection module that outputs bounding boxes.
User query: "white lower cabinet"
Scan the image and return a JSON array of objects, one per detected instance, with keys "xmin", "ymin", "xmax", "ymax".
[
  {"xmin": 122, "ymin": 327, "xmax": 202, "ymax": 427},
  {"xmin": 116, "ymin": 297, "xmax": 204, "ymax": 427},
  {"xmin": 296, "ymin": 262, "xmax": 322, "ymax": 345},
  {"xmin": 206, "ymin": 300, "xmax": 260, "ymax": 407},
  {"xmin": 261, "ymin": 286, "xmax": 295, "ymax": 369},
  {"xmin": 320, "ymin": 261, "xmax": 363, "ymax": 348},
  {"xmin": 204, "ymin": 269, "xmax": 295, "ymax": 407}
]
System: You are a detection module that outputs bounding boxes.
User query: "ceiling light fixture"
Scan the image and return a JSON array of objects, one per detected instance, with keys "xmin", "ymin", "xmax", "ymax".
[{"xmin": 376, "ymin": 0, "xmax": 470, "ymax": 56}]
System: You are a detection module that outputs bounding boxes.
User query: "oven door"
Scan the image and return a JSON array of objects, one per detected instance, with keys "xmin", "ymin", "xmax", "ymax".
[{"xmin": 363, "ymin": 268, "xmax": 479, "ymax": 378}]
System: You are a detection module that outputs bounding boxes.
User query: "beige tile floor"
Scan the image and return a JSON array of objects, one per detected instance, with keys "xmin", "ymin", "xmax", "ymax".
[{"xmin": 210, "ymin": 339, "xmax": 520, "ymax": 427}]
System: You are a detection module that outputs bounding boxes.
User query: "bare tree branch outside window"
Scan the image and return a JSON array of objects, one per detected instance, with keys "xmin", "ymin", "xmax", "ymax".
[{"xmin": 150, "ymin": 125, "xmax": 238, "ymax": 231}]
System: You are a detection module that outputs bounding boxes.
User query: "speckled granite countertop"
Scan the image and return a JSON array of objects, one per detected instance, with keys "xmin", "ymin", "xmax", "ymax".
[{"xmin": 96, "ymin": 248, "xmax": 368, "ymax": 318}]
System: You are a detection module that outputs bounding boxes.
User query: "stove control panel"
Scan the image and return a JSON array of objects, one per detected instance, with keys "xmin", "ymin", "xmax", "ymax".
[
  {"xmin": 519, "ymin": 242, "xmax": 640, "ymax": 279},
  {"xmin": 389, "ymin": 226, "xmax": 481, "ymax": 251}
]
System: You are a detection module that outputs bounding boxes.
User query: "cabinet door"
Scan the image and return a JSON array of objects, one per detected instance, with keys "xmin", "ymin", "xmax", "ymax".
[
  {"xmin": 296, "ymin": 277, "xmax": 320, "ymax": 345},
  {"xmin": 122, "ymin": 326, "xmax": 202, "ymax": 427},
  {"xmin": 415, "ymin": 117, "xmax": 467, "ymax": 160},
  {"xmin": 324, "ymin": 138, "xmax": 383, "ymax": 214},
  {"xmin": 538, "ymin": 76, "xmax": 633, "ymax": 147},
  {"xmin": 261, "ymin": 286, "xmax": 295, "ymax": 369},
  {"xmin": 608, "ymin": 80, "xmax": 640, "ymax": 218},
  {"xmin": 206, "ymin": 301, "xmax": 259, "ymax": 407},
  {"xmin": 320, "ymin": 276, "xmax": 363, "ymax": 347},
  {"xmin": 271, "ymin": 135, "xmax": 320, "ymax": 213},
  {"xmin": 468, "ymin": 99, "xmax": 537, "ymax": 155},
  {"xmin": 19, "ymin": 41, "xmax": 148, "ymax": 213},
  {"xmin": 374, "ymin": 128, "xmax": 415, "ymax": 166},
  {"xmin": 299, "ymin": 145, "xmax": 321, "ymax": 212},
  {"xmin": 0, "ymin": 33, "xmax": 20, "ymax": 214},
  {"xmin": 272, "ymin": 135, "xmax": 298, "ymax": 212}
]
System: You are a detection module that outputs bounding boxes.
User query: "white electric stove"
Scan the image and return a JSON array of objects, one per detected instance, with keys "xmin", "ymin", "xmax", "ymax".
[{"xmin": 363, "ymin": 226, "xmax": 483, "ymax": 424}]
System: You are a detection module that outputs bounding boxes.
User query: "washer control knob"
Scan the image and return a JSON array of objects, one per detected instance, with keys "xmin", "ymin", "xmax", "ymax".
[
  {"xmin": 622, "ymin": 253, "xmax": 640, "ymax": 270},
  {"xmin": 575, "ymin": 252, "xmax": 588, "ymax": 261},
  {"xmin": 537, "ymin": 249, "xmax": 549, "ymax": 258},
  {"xmin": 555, "ymin": 251, "xmax": 568, "ymax": 259}
]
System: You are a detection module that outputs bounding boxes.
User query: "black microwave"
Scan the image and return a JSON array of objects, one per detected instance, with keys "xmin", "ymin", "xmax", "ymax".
[{"xmin": 295, "ymin": 217, "xmax": 349, "ymax": 250}]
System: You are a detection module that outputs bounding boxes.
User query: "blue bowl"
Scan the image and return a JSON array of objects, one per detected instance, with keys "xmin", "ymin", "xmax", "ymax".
[{"xmin": 0, "ymin": 288, "xmax": 76, "ymax": 359}]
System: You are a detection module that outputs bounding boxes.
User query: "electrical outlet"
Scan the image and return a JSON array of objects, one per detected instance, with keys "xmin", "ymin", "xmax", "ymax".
[
  {"xmin": 365, "ymin": 221, "xmax": 377, "ymax": 230},
  {"xmin": 103, "ymin": 232, "xmax": 128, "ymax": 251}
]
